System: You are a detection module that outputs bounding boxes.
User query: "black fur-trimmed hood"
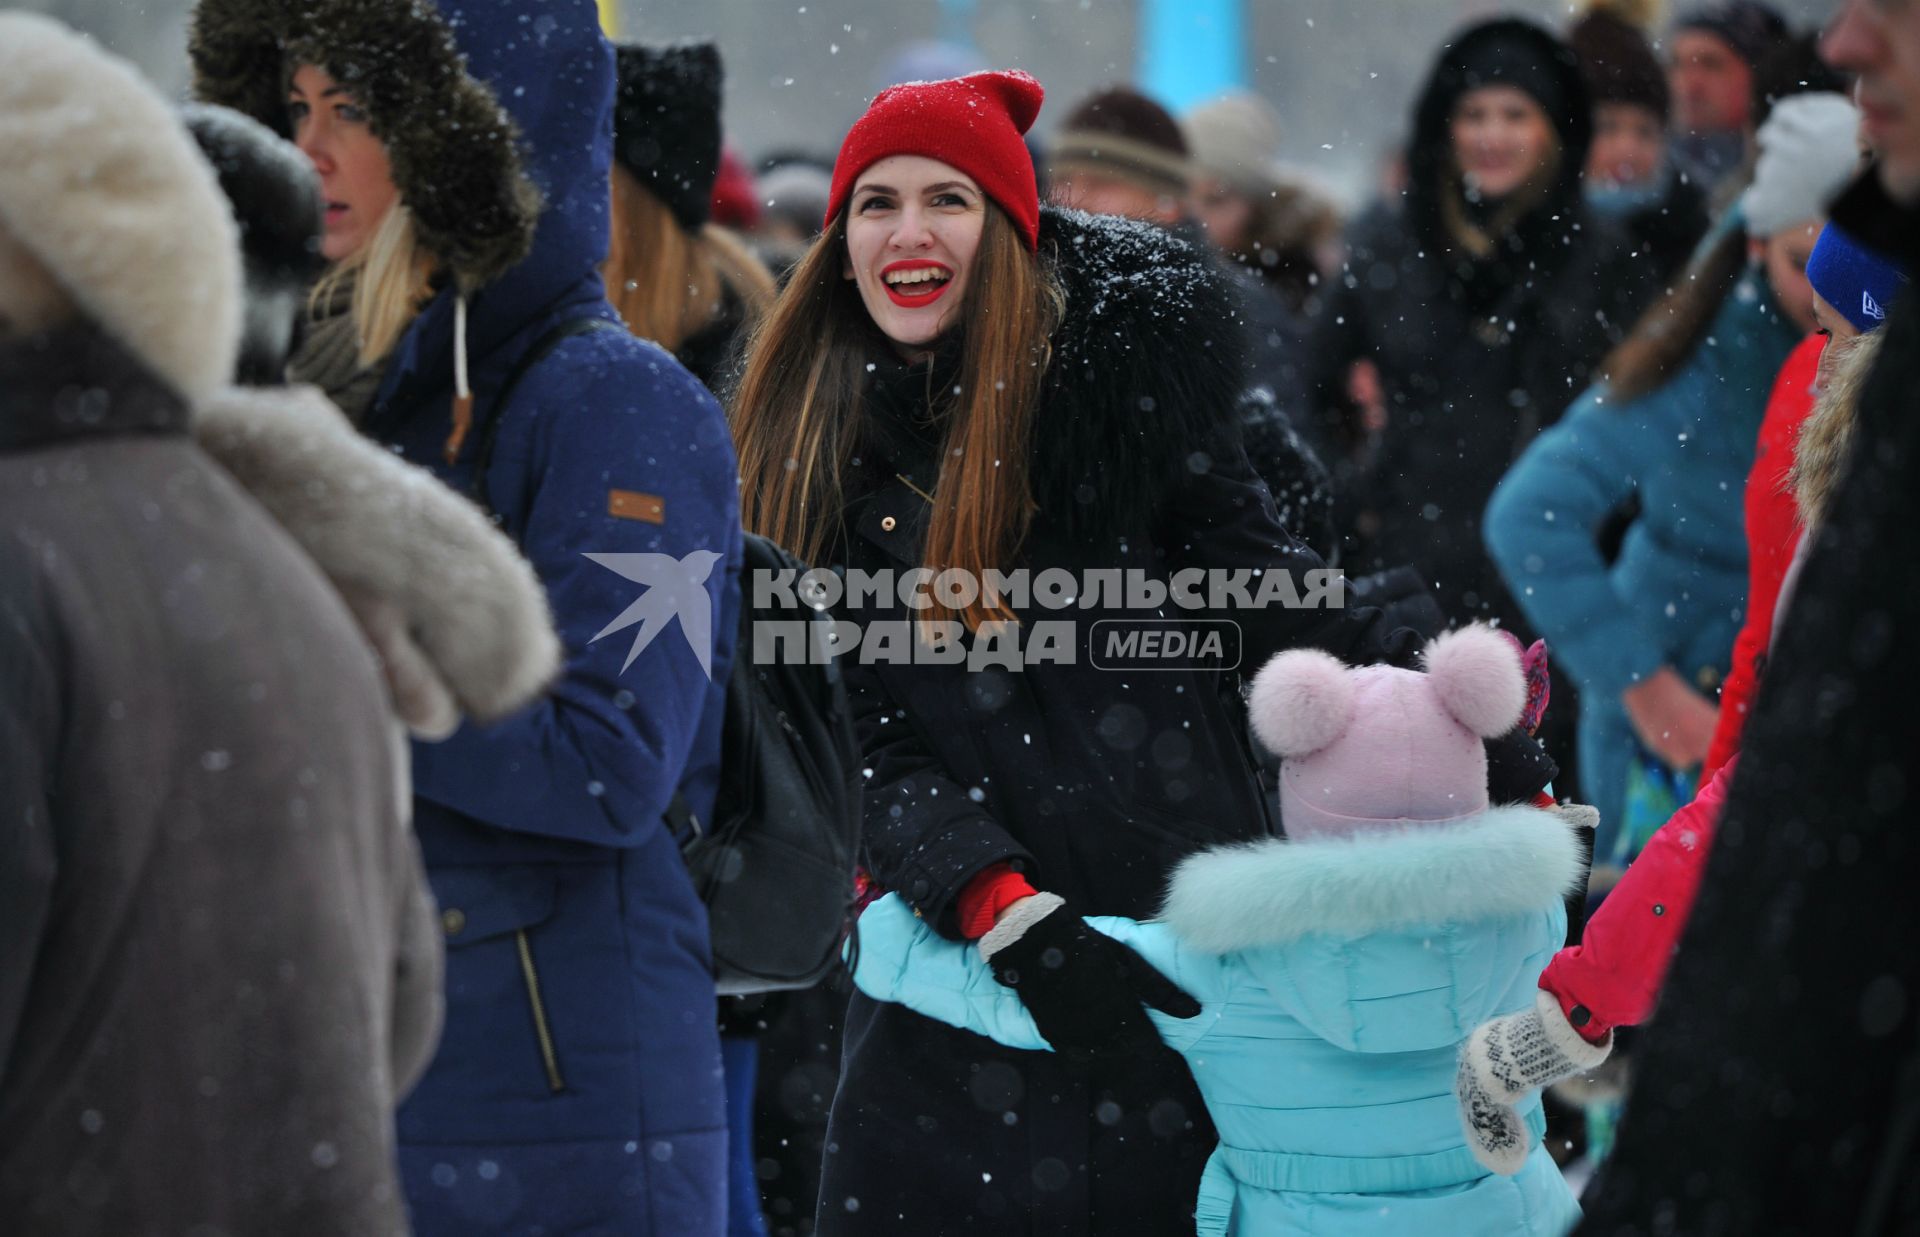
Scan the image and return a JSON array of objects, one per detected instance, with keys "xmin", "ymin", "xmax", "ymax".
[
  {"xmin": 1031, "ymin": 205, "xmax": 1247, "ymax": 540},
  {"xmin": 189, "ymin": 0, "xmax": 541, "ymax": 293}
]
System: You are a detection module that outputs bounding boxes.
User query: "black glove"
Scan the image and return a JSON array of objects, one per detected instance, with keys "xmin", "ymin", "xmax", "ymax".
[
  {"xmin": 1485, "ymin": 726, "xmax": 1558, "ymax": 805},
  {"xmin": 978, "ymin": 894, "xmax": 1200, "ymax": 1070}
]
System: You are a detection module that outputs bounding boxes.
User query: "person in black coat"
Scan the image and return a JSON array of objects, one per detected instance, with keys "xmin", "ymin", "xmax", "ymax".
[
  {"xmin": 1305, "ymin": 18, "xmax": 1650, "ymax": 629},
  {"xmin": 728, "ymin": 70, "xmax": 1421, "ymax": 1237},
  {"xmin": 1569, "ymin": 5, "xmax": 1712, "ymax": 301},
  {"xmin": 1571, "ymin": 1, "xmax": 1920, "ymax": 1226}
]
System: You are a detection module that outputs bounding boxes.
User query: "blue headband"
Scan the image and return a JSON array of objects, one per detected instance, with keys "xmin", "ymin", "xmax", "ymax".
[{"xmin": 1805, "ymin": 222, "xmax": 1910, "ymax": 334}]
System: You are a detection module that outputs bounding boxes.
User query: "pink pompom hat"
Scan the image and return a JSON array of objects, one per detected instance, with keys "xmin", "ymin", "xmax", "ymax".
[{"xmin": 1247, "ymin": 624, "xmax": 1526, "ymax": 840}]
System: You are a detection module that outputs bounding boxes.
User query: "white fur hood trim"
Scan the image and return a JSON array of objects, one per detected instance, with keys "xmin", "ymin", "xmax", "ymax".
[
  {"xmin": 1160, "ymin": 804, "xmax": 1584, "ymax": 954},
  {"xmin": 195, "ymin": 384, "xmax": 561, "ymax": 723},
  {"xmin": 0, "ymin": 14, "xmax": 239, "ymax": 402}
]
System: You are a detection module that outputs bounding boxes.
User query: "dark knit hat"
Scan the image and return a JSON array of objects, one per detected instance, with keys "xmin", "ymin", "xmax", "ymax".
[
  {"xmin": 1674, "ymin": 1, "xmax": 1791, "ymax": 70},
  {"xmin": 826, "ymin": 70, "xmax": 1045, "ymax": 250},
  {"xmin": 1451, "ymin": 25, "xmax": 1576, "ymax": 128},
  {"xmin": 612, "ymin": 41, "xmax": 723, "ymax": 233},
  {"xmin": 1570, "ymin": 10, "xmax": 1670, "ymax": 119},
  {"xmin": 1050, "ymin": 85, "xmax": 1190, "ymax": 197}
]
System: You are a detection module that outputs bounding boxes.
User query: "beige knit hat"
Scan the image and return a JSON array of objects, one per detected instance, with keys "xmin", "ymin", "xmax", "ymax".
[{"xmin": 1183, "ymin": 91, "xmax": 1287, "ymax": 198}]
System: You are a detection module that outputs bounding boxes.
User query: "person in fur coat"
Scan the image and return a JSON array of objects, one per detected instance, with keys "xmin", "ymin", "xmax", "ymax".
[
  {"xmin": 0, "ymin": 16, "xmax": 551, "ymax": 1234},
  {"xmin": 848, "ymin": 625, "xmax": 1590, "ymax": 1236},
  {"xmin": 190, "ymin": 1, "xmax": 744, "ymax": 1231},
  {"xmin": 726, "ymin": 69, "xmax": 1446, "ymax": 1235}
]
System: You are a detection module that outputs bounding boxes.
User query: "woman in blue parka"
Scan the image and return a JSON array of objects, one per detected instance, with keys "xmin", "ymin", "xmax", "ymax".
[
  {"xmin": 850, "ymin": 627, "xmax": 1591, "ymax": 1236},
  {"xmin": 190, "ymin": 2, "xmax": 743, "ymax": 1232},
  {"xmin": 1482, "ymin": 84, "xmax": 1859, "ymax": 862}
]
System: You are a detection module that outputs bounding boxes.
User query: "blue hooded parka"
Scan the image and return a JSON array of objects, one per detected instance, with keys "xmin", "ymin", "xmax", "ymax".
[{"xmin": 351, "ymin": 3, "xmax": 742, "ymax": 1232}]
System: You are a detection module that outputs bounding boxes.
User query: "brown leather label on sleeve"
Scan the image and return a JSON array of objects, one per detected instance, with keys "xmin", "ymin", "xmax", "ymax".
[{"xmin": 609, "ymin": 489, "xmax": 665, "ymax": 524}]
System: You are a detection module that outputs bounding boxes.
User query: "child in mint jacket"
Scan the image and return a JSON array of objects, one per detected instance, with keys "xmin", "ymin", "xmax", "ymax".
[{"xmin": 851, "ymin": 626, "xmax": 1594, "ymax": 1236}]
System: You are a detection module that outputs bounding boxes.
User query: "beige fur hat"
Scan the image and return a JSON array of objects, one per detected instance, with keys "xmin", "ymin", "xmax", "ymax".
[{"xmin": 0, "ymin": 13, "xmax": 240, "ymax": 401}]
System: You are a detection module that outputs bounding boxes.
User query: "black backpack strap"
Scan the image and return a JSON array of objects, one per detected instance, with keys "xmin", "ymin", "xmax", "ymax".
[{"xmin": 470, "ymin": 314, "xmax": 622, "ymax": 518}]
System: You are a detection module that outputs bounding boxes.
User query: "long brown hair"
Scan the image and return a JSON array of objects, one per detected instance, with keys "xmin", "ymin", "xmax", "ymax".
[
  {"xmin": 605, "ymin": 164, "xmax": 776, "ymax": 353},
  {"xmin": 1594, "ymin": 225, "xmax": 1748, "ymax": 404},
  {"xmin": 730, "ymin": 204, "xmax": 1065, "ymax": 631}
]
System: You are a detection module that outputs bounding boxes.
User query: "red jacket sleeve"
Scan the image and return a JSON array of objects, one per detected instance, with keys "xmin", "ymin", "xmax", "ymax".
[
  {"xmin": 1703, "ymin": 334, "xmax": 1825, "ymax": 780},
  {"xmin": 1540, "ymin": 760, "xmax": 1736, "ymax": 1038}
]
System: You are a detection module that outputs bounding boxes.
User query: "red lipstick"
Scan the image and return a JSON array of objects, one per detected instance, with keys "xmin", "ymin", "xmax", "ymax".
[{"xmin": 880, "ymin": 259, "xmax": 953, "ymax": 308}]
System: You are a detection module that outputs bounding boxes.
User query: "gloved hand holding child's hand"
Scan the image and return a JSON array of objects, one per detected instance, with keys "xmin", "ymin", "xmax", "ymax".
[
  {"xmin": 1456, "ymin": 990, "xmax": 1613, "ymax": 1174},
  {"xmin": 979, "ymin": 893, "xmax": 1200, "ymax": 1071}
]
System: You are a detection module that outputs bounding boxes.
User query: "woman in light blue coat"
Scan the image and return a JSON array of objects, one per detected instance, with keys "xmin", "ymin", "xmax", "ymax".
[
  {"xmin": 851, "ymin": 628, "xmax": 1592, "ymax": 1236},
  {"xmin": 1483, "ymin": 92, "xmax": 1858, "ymax": 861}
]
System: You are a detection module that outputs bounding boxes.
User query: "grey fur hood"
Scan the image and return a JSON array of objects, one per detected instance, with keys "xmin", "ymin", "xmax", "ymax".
[{"xmin": 195, "ymin": 383, "xmax": 560, "ymax": 733}]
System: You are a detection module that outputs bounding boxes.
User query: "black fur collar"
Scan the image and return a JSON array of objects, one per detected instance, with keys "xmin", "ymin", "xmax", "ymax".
[{"xmin": 1030, "ymin": 206, "xmax": 1246, "ymax": 542}]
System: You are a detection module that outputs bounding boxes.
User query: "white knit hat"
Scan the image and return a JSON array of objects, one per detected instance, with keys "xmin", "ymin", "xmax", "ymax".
[
  {"xmin": 1741, "ymin": 93, "xmax": 1862, "ymax": 238},
  {"xmin": 0, "ymin": 13, "xmax": 240, "ymax": 401}
]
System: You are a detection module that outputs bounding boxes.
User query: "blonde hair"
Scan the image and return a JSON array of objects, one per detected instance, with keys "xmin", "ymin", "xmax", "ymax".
[
  {"xmin": 309, "ymin": 203, "xmax": 436, "ymax": 367},
  {"xmin": 605, "ymin": 164, "xmax": 776, "ymax": 353},
  {"xmin": 1790, "ymin": 327, "xmax": 1884, "ymax": 532},
  {"xmin": 729, "ymin": 206, "xmax": 1065, "ymax": 632}
]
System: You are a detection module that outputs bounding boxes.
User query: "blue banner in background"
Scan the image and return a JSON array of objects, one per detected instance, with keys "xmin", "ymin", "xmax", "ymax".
[{"xmin": 1137, "ymin": 0, "xmax": 1246, "ymax": 113}]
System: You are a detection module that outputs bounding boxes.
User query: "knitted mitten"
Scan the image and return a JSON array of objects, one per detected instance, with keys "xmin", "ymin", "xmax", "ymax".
[
  {"xmin": 1455, "ymin": 1053, "xmax": 1533, "ymax": 1175},
  {"xmin": 1464, "ymin": 989, "xmax": 1614, "ymax": 1105}
]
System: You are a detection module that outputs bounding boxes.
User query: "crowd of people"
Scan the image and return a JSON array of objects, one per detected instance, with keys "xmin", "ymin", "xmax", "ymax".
[{"xmin": 1, "ymin": 0, "xmax": 1916, "ymax": 1233}]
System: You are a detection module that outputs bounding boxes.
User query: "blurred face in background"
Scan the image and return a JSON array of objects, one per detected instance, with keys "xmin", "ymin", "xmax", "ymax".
[
  {"xmin": 1588, "ymin": 102, "xmax": 1668, "ymax": 186},
  {"xmin": 1755, "ymin": 218, "xmax": 1822, "ymax": 334},
  {"xmin": 1192, "ymin": 175, "xmax": 1255, "ymax": 252},
  {"xmin": 1054, "ymin": 170, "xmax": 1185, "ymax": 225},
  {"xmin": 1669, "ymin": 30, "xmax": 1754, "ymax": 133},
  {"xmin": 288, "ymin": 64, "xmax": 399, "ymax": 262},
  {"xmin": 1811, "ymin": 290, "xmax": 1864, "ymax": 385},
  {"xmin": 1825, "ymin": 0, "xmax": 1920, "ymax": 202},
  {"xmin": 843, "ymin": 155, "xmax": 985, "ymax": 353},
  {"xmin": 1451, "ymin": 85, "xmax": 1557, "ymax": 200}
]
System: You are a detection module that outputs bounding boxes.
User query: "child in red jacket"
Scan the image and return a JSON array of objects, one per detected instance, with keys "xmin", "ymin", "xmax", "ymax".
[{"xmin": 1455, "ymin": 219, "xmax": 1911, "ymax": 1174}]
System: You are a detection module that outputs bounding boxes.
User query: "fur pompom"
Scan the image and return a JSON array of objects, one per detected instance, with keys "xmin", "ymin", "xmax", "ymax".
[
  {"xmin": 1423, "ymin": 625, "xmax": 1525, "ymax": 738},
  {"xmin": 1249, "ymin": 648, "xmax": 1355, "ymax": 758}
]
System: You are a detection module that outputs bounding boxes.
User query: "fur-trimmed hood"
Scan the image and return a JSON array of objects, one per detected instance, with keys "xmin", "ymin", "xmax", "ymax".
[
  {"xmin": 1161, "ymin": 802, "xmax": 1585, "ymax": 954},
  {"xmin": 1405, "ymin": 19, "xmax": 1595, "ymax": 299},
  {"xmin": 194, "ymin": 383, "xmax": 560, "ymax": 732},
  {"xmin": 190, "ymin": 0, "xmax": 541, "ymax": 294},
  {"xmin": 1030, "ymin": 206, "xmax": 1249, "ymax": 540},
  {"xmin": 0, "ymin": 13, "xmax": 240, "ymax": 404}
]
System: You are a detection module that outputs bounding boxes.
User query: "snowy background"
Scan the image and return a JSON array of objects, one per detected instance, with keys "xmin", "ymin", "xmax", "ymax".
[{"xmin": 25, "ymin": 0, "xmax": 1836, "ymax": 203}]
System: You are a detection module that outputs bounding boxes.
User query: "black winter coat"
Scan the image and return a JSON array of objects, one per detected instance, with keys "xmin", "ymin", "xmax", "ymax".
[
  {"xmin": 1305, "ymin": 19, "xmax": 1651, "ymax": 629},
  {"xmin": 815, "ymin": 208, "xmax": 1408, "ymax": 1237},
  {"xmin": 1612, "ymin": 167, "xmax": 1711, "ymax": 305},
  {"xmin": 1574, "ymin": 173, "xmax": 1920, "ymax": 1236}
]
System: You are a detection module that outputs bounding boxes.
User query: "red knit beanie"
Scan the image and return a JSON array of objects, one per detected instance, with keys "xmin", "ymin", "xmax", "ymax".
[{"xmin": 826, "ymin": 69, "xmax": 1044, "ymax": 250}]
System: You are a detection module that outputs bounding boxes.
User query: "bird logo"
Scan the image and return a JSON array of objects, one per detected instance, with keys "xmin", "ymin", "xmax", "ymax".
[{"xmin": 585, "ymin": 550, "xmax": 724, "ymax": 678}]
